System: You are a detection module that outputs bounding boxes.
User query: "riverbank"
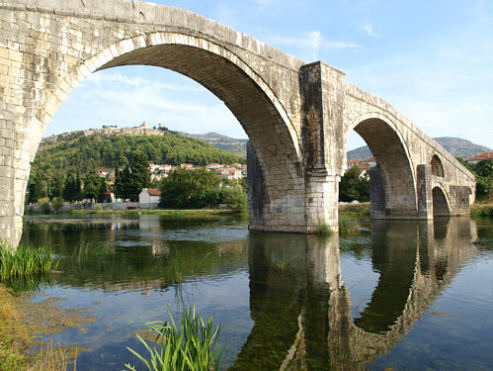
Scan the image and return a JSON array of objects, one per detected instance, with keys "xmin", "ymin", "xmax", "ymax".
[
  {"xmin": 338, "ymin": 202, "xmax": 370, "ymax": 216},
  {"xmin": 470, "ymin": 202, "xmax": 493, "ymax": 218},
  {"xmin": 25, "ymin": 200, "xmax": 492, "ymax": 221},
  {"xmin": 26, "ymin": 207, "xmax": 239, "ymax": 219},
  {"xmin": 0, "ymin": 282, "xmax": 93, "ymax": 370},
  {"xmin": 0, "ymin": 285, "xmax": 28, "ymax": 368}
]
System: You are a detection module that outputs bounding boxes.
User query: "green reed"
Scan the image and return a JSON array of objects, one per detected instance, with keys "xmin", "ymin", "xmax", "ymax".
[
  {"xmin": 0, "ymin": 240, "xmax": 56, "ymax": 280},
  {"xmin": 72, "ymin": 242, "xmax": 112, "ymax": 264},
  {"xmin": 338, "ymin": 214, "xmax": 361, "ymax": 236},
  {"xmin": 125, "ymin": 307, "xmax": 222, "ymax": 371},
  {"xmin": 316, "ymin": 223, "xmax": 333, "ymax": 238}
]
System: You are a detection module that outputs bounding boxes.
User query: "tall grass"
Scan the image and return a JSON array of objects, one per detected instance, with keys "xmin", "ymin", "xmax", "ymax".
[
  {"xmin": 72, "ymin": 242, "xmax": 112, "ymax": 264},
  {"xmin": 338, "ymin": 214, "xmax": 361, "ymax": 236},
  {"xmin": 316, "ymin": 224, "xmax": 333, "ymax": 238},
  {"xmin": 125, "ymin": 307, "xmax": 222, "ymax": 371},
  {"xmin": 0, "ymin": 240, "xmax": 56, "ymax": 280}
]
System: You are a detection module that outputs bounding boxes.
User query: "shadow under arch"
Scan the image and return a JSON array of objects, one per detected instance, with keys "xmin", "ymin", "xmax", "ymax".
[
  {"xmin": 432, "ymin": 186, "xmax": 451, "ymax": 217},
  {"xmin": 431, "ymin": 154, "xmax": 445, "ymax": 177},
  {"xmin": 346, "ymin": 115, "xmax": 418, "ymax": 219}
]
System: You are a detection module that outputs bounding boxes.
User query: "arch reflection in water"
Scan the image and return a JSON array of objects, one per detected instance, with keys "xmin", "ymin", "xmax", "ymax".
[{"xmin": 234, "ymin": 218, "xmax": 477, "ymax": 370}]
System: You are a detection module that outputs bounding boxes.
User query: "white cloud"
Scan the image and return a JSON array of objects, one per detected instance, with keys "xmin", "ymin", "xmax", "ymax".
[
  {"xmin": 362, "ymin": 24, "xmax": 377, "ymax": 37},
  {"xmin": 254, "ymin": 0, "xmax": 273, "ymax": 5},
  {"xmin": 48, "ymin": 68, "xmax": 248, "ymax": 139},
  {"xmin": 269, "ymin": 31, "xmax": 357, "ymax": 60},
  {"xmin": 85, "ymin": 71, "xmax": 204, "ymax": 92}
]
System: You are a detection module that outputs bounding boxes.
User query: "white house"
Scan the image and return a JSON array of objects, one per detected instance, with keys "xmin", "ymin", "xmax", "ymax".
[{"xmin": 139, "ymin": 188, "xmax": 162, "ymax": 206}]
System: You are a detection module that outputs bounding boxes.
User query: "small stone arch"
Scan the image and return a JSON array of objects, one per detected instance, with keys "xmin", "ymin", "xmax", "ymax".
[
  {"xmin": 430, "ymin": 155, "xmax": 444, "ymax": 177},
  {"xmin": 344, "ymin": 113, "xmax": 418, "ymax": 219},
  {"xmin": 432, "ymin": 186, "xmax": 450, "ymax": 217}
]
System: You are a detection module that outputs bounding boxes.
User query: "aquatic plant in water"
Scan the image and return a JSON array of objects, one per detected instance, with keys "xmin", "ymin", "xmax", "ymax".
[
  {"xmin": 338, "ymin": 214, "xmax": 361, "ymax": 236},
  {"xmin": 72, "ymin": 242, "xmax": 112, "ymax": 264},
  {"xmin": 316, "ymin": 223, "xmax": 333, "ymax": 238},
  {"xmin": 0, "ymin": 240, "xmax": 56, "ymax": 280},
  {"xmin": 125, "ymin": 307, "xmax": 222, "ymax": 371}
]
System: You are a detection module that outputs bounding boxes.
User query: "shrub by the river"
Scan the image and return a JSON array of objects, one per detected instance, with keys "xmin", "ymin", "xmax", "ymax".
[
  {"xmin": 470, "ymin": 203, "xmax": 493, "ymax": 219},
  {"xmin": 222, "ymin": 185, "xmax": 247, "ymax": 214},
  {"xmin": 0, "ymin": 241, "xmax": 55, "ymax": 280},
  {"xmin": 125, "ymin": 307, "xmax": 222, "ymax": 371},
  {"xmin": 39, "ymin": 197, "xmax": 52, "ymax": 214}
]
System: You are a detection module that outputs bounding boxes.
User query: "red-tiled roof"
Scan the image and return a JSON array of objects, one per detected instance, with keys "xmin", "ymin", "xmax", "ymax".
[
  {"xmin": 363, "ymin": 157, "xmax": 375, "ymax": 163},
  {"xmin": 467, "ymin": 152, "xmax": 493, "ymax": 161},
  {"xmin": 348, "ymin": 159, "xmax": 360, "ymax": 164},
  {"xmin": 147, "ymin": 188, "xmax": 162, "ymax": 196}
]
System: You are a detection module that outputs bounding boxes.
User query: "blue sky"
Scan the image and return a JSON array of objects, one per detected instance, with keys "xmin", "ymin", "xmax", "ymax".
[{"xmin": 48, "ymin": 0, "xmax": 493, "ymax": 150}]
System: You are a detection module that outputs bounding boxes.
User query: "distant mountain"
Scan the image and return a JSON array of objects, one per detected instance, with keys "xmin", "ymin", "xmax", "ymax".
[
  {"xmin": 181, "ymin": 132, "xmax": 248, "ymax": 158},
  {"xmin": 347, "ymin": 137, "xmax": 491, "ymax": 161}
]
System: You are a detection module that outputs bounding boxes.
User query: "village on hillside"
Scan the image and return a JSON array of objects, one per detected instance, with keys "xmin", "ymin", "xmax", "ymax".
[{"xmin": 97, "ymin": 161, "xmax": 247, "ymax": 206}]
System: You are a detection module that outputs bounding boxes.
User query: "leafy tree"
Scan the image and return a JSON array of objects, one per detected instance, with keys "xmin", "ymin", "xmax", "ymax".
[
  {"xmin": 114, "ymin": 166, "xmax": 133, "ymax": 201},
  {"xmin": 223, "ymin": 185, "xmax": 247, "ymax": 213},
  {"xmin": 129, "ymin": 151, "xmax": 151, "ymax": 197},
  {"xmin": 339, "ymin": 166, "xmax": 369, "ymax": 202},
  {"xmin": 160, "ymin": 168, "xmax": 221, "ymax": 209},
  {"xmin": 75, "ymin": 170, "xmax": 82, "ymax": 201},
  {"xmin": 27, "ymin": 172, "xmax": 47, "ymax": 204},
  {"xmin": 83, "ymin": 172, "xmax": 107, "ymax": 203},
  {"xmin": 49, "ymin": 174, "xmax": 65, "ymax": 200},
  {"xmin": 473, "ymin": 159, "xmax": 493, "ymax": 200},
  {"xmin": 63, "ymin": 173, "xmax": 78, "ymax": 202}
]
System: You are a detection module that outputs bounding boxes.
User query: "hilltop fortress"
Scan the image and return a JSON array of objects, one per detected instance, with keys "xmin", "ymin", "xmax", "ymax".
[{"xmin": 43, "ymin": 122, "xmax": 166, "ymax": 144}]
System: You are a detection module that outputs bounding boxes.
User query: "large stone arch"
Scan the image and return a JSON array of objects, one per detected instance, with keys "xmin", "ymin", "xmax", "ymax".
[
  {"xmin": 13, "ymin": 32, "xmax": 309, "ymax": 243},
  {"xmin": 344, "ymin": 113, "xmax": 418, "ymax": 219}
]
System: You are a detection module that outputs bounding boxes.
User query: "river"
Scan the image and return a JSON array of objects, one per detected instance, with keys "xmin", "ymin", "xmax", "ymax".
[{"xmin": 17, "ymin": 214, "xmax": 493, "ymax": 370}]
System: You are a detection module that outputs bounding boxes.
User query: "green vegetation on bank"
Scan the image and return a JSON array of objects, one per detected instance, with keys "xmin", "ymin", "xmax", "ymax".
[
  {"xmin": 115, "ymin": 151, "xmax": 152, "ymax": 201},
  {"xmin": 339, "ymin": 166, "xmax": 369, "ymax": 202},
  {"xmin": 0, "ymin": 285, "xmax": 30, "ymax": 369},
  {"xmin": 33, "ymin": 130, "xmax": 245, "ymax": 178},
  {"xmin": 28, "ymin": 208, "xmax": 234, "ymax": 218},
  {"xmin": 457, "ymin": 158, "xmax": 493, "ymax": 201},
  {"xmin": 0, "ymin": 241, "xmax": 56, "ymax": 281},
  {"xmin": 338, "ymin": 214, "xmax": 362, "ymax": 236},
  {"xmin": 125, "ymin": 307, "xmax": 222, "ymax": 371},
  {"xmin": 470, "ymin": 203, "xmax": 493, "ymax": 219},
  {"xmin": 160, "ymin": 168, "xmax": 247, "ymax": 214}
]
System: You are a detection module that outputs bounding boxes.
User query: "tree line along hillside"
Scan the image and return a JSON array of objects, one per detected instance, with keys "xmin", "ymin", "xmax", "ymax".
[{"xmin": 32, "ymin": 130, "xmax": 246, "ymax": 178}]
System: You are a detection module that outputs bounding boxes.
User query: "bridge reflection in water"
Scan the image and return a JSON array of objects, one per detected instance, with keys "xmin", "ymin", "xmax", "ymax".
[{"xmin": 233, "ymin": 218, "xmax": 477, "ymax": 370}]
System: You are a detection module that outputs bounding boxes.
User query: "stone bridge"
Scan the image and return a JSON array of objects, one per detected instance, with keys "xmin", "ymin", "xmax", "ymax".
[{"xmin": 0, "ymin": 0, "xmax": 475, "ymax": 246}]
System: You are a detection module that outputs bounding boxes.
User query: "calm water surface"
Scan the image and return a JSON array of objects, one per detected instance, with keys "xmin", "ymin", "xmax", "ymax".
[{"xmin": 19, "ymin": 214, "xmax": 493, "ymax": 370}]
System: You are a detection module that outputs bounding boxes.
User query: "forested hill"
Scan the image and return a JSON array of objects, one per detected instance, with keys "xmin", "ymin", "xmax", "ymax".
[{"xmin": 32, "ymin": 130, "xmax": 245, "ymax": 177}]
